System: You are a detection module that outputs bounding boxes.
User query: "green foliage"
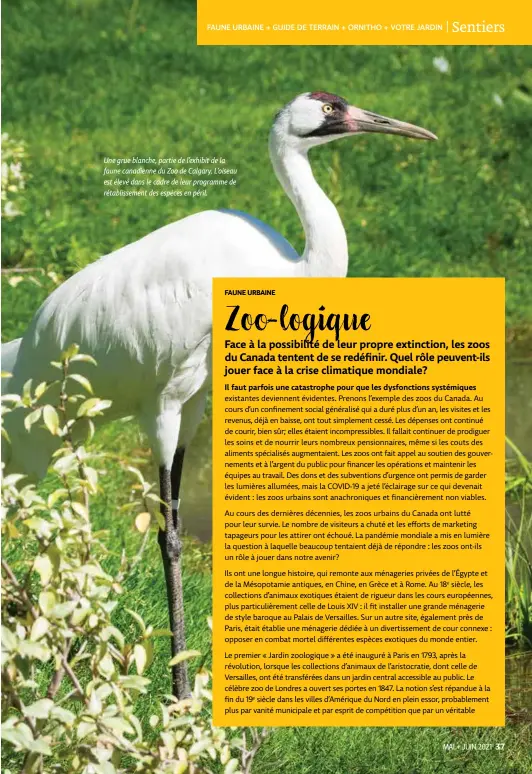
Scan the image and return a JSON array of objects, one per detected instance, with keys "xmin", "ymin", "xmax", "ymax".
[
  {"xmin": 1, "ymin": 354, "xmax": 243, "ymax": 774},
  {"xmin": 505, "ymin": 439, "xmax": 532, "ymax": 649},
  {"xmin": 1, "ymin": 133, "xmax": 27, "ymax": 220}
]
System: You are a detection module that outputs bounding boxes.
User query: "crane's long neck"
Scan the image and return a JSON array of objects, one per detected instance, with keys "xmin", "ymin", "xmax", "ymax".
[{"xmin": 269, "ymin": 137, "xmax": 348, "ymax": 278}]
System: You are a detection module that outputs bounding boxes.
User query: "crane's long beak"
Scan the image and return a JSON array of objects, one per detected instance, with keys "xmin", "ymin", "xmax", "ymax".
[{"xmin": 348, "ymin": 106, "xmax": 437, "ymax": 141}]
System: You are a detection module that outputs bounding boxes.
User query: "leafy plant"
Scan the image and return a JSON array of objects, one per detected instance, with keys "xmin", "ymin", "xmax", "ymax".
[
  {"xmin": 505, "ymin": 437, "xmax": 532, "ymax": 650},
  {"xmin": 1, "ymin": 133, "xmax": 26, "ymax": 220},
  {"xmin": 1, "ymin": 349, "xmax": 244, "ymax": 773}
]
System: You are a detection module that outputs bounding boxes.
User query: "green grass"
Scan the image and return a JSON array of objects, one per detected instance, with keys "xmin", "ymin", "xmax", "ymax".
[
  {"xmin": 2, "ymin": 2, "xmax": 532, "ymax": 333},
  {"xmin": 2, "ymin": 1, "xmax": 532, "ymax": 772},
  {"xmin": 253, "ymin": 725, "xmax": 532, "ymax": 774},
  {"xmin": 505, "ymin": 440, "xmax": 532, "ymax": 650}
]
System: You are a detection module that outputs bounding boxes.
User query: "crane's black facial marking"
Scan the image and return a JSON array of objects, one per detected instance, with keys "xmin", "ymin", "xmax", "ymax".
[{"xmin": 303, "ymin": 92, "xmax": 351, "ymax": 138}]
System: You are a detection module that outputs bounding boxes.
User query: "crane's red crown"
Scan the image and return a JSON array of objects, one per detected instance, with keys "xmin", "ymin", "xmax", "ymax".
[{"xmin": 309, "ymin": 92, "xmax": 349, "ymax": 109}]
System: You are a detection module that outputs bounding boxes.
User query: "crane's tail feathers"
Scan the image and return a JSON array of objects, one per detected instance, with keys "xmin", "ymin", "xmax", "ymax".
[{"xmin": 2, "ymin": 338, "xmax": 22, "ymax": 393}]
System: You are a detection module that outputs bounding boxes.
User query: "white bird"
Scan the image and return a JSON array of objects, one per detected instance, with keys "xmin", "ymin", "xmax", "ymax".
[{"xmin": 2, "ymin": 92, "xmax": 436, "ymax": 697}]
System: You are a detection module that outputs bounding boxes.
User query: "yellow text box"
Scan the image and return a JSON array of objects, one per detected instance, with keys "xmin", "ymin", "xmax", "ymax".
[
  {"xmin": 198, "ymin": 0, "xmax": 528, "ymax": 44},
  {"xmin": 212, "ymin": 278, "xmax": 505, "ymax": 726}
]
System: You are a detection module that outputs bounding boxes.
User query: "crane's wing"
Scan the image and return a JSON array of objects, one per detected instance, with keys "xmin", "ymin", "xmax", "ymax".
[{"xmin": 10, "ymin": 209, "xmax": 301, "ymax": 412}]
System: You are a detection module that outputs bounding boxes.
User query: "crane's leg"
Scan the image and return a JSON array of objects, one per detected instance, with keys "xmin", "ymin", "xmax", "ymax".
[
  {"xmin": 158, "ymin": 447, "xmax": 189, "ymax": 699},
  {"xmin": 153, "ymin": 387, "xmax": 208, "ymax": 698}
]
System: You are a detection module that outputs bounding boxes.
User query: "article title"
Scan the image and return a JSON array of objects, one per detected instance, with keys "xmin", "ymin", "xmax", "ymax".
[{"xmin": 224, "ymin": 303, "xmax": 371, "ymax": 343}]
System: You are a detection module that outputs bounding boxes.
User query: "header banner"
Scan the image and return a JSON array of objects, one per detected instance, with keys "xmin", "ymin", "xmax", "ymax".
[{"xmin": 197, "ymin": 0, "xmax": 527, "ymax": 45}]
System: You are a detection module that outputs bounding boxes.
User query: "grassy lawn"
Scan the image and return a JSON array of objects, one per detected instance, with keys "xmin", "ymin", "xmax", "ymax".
[
  {"xmin": 2, "ymin": 3, "xmax": 532, "ymax": 331},
  {"xmin": 2, "ymin": 1, "xmax": 532, "ymax": 772}
]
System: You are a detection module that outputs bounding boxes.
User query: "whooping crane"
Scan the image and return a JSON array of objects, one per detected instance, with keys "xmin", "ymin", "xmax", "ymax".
[{"xmin": 2, "ymin": 92, "xmax": 436, "ymax": 697}]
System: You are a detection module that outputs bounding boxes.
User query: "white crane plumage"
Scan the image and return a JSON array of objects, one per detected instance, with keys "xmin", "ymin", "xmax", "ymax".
[{"xmin": 2, "ymin": 92, "xmax": 436, "ymax": 697}]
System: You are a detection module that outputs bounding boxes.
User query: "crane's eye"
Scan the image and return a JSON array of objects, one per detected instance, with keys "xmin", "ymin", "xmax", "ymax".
[{"xmin": 322, "ymin": 104, "xmax": 334, "ymax": 114}]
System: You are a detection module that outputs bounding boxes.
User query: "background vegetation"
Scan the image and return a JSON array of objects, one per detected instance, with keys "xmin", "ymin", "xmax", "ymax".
[
  {"xmin": 2, "ymin": 0, "xmax": 532, "ymax": 771},
  {"xmin": 2, "ymin": 1, "xmax": 532, "ymax": 336}
]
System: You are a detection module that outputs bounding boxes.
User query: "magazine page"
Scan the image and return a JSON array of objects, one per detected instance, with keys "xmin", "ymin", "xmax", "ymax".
[{"xmin": 1, "ymin": 1, "xmax": 530, "ymax": 772}]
